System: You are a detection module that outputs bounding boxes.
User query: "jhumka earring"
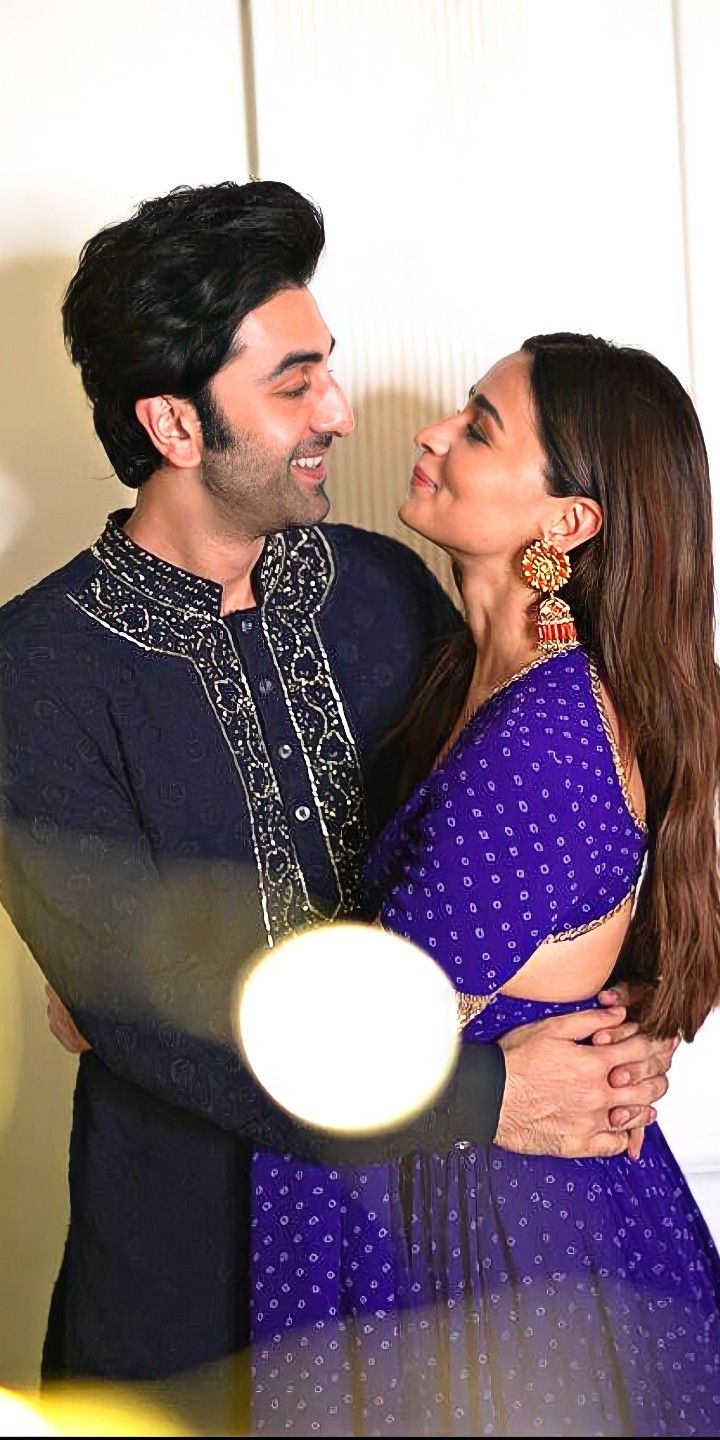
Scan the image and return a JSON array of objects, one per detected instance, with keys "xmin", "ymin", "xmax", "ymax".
[{"xmin": 521, "ymin": 538, "xmax": 578, "ymax": 654}]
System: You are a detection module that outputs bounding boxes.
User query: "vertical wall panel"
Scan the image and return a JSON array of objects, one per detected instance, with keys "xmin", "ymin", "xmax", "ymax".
[
  {"xmin": 250, "ymin": 0, "xmax": 689, "ymax": 592},
  {"xmin": 649, "ymin": 0, "xmax": 720, "ymax": 1231},
  {"xmin": 672, "ymin": 0, "xmax": 720, "ymax": 545}
]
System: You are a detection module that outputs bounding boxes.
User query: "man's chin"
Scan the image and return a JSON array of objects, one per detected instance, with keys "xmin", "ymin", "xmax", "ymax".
[{"xmin": 293, "ymin": 482, "xmax": 330, "ymax": 526}]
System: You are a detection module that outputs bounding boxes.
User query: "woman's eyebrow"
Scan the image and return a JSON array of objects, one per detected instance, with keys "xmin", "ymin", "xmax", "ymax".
[{"xmin": 468, "ymin": 385, "xmax": 505, "ymax": 432}]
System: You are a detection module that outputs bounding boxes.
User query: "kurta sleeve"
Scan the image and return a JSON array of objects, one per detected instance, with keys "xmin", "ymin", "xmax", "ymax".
[{"xmin": 0, "ymin": 650, "xmax": 504, "ymax": 1159}]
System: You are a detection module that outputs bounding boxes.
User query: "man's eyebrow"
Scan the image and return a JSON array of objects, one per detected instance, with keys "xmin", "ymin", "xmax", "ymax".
[
  {"xmin": 263, "ymin": 336, "xmax": 336, "ymax": 384},
  {"xmin": 468, "ymin": 385, "xmax": 505, "ymax": 432}
]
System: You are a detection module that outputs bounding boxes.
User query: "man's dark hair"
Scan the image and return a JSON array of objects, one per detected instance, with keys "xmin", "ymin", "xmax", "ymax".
[{"xmin": 62, "ymin": 180, "xmax": 325, "ymax": 487}]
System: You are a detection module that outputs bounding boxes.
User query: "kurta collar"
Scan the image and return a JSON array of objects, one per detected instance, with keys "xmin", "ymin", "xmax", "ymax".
[{"xmin": 92, "ymin": 510, "xmax": 335, "ymax": 619}]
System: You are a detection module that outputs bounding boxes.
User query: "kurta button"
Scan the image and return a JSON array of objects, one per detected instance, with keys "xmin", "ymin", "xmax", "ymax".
[
  {"xmin": 295, "ymin": 805, "xmax": 311, "ymax": 822},
  {"xmin": 240, "ymin": 619, "xmax": 254, "ymax": 633},
  {"xmin": 258, "ymin": 678, "xmax": 274, "ymax": 695},
  {"xmin": 278, "ymin": 743, "xmax": 293, "ymax": 759}
]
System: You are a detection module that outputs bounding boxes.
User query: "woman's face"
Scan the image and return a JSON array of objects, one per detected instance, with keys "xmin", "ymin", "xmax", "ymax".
[{"xmin": 400, "ymin": 351, "xmax": 559, "ymax": 566}]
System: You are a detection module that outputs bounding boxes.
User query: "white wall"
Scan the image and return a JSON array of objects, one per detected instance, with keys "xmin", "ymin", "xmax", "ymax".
[
  {"xmin": 0, "ymin": 0, "xmax": 251, "ymax": 1386},
  {"xmin": 0, "ymin": 0, "xmax": 719, "ymax": 1387}
]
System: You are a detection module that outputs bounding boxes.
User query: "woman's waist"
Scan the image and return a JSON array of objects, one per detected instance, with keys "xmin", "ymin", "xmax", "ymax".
[{"xmin": 460, "ymin": 989, "xmax": 601, "ymax": 1043}]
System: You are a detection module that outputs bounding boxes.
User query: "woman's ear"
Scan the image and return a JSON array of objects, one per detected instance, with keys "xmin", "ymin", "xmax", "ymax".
[{"xmin": 548, "ymin": 497, "xmax": 603, "ymax": 554}]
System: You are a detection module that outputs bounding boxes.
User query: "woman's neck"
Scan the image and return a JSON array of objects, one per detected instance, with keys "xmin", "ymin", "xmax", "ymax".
[{"xmin": 458, "ymin": 559, "xmax": 540, "ymax": 702}]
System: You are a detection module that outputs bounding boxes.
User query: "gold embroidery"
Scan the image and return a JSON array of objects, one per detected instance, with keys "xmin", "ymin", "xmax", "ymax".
[
  {"xmin": 587, "ymin": 659, "xmax": 648, "ymax": 834},
  {"xmin": 544, "ymin": 887, "xmax": 636, "ymax": 944},
  {"xmin": 456, "ymin": 990, "xmax": 498, "ymax": 1030},
  {"xmin": 71, "ymin": 519, "xmax": 368, "ymax": 946}
]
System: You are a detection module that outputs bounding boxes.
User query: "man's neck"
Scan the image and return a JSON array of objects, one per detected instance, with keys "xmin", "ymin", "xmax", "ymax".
[{"xmin": 123, "ymin": 473, "xmax": 266, "ymax": 615}]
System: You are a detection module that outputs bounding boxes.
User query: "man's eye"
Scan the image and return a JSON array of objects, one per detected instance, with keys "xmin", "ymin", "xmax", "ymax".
[
  {"xmin": 466, "ymin": 423, "xmax": 488, "ymax": 445},
  {"xmin": 279, "ymin": 382, "xmax": 311, "ymax": 399}
]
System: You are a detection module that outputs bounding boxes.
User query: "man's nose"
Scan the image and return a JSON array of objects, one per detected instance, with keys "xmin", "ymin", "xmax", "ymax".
[{"xmin": 313, "ymin": 379, "xmax": 354, "ymax": 438}]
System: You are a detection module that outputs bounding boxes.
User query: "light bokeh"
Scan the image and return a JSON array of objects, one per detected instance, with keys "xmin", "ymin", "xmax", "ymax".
[
  {"xmin": 236, "ymin": 923, "xmax": 460, "ymax": 1133},
  {"xmin": 0, "ymin": 1384, "xmax": 186, "ymax": 1437}
]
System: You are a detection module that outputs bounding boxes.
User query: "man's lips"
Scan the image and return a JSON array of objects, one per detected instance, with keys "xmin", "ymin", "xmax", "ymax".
[
  {"xmin": 291, "ymin": 450, "xmax": 329, "ymax": 481},
  {"xmin": 410, "ymin": 463, "xmax": 438, "ymax": 493}
]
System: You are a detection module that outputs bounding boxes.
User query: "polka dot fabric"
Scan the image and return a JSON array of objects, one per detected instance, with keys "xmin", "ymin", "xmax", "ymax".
[
  {"xmin": 370, "ymin": 647, "xmax": 648, "ymax": 998},
  {"xmin": 250, "ymin": 650, "xmax": 720, "ymax": 1434}
]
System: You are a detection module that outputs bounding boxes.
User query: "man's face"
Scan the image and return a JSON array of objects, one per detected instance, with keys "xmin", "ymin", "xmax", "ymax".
[{"xmin": 198, "ymin": 287, "xmax": 354, "ymax": 535}]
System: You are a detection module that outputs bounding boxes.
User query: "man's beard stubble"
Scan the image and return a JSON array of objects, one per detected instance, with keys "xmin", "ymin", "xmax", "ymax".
[{"xmin": 195, "ymin": 395, "xmax": 330, "ymax": 537}]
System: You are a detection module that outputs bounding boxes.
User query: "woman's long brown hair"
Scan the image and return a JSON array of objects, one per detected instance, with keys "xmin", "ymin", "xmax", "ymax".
[{"xmin": 387, "ymin": 334, "xmax": 720, "ymax": 1040}]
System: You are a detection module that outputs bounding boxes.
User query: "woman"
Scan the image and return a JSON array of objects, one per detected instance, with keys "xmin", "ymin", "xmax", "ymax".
[{"xmin": 251, "ymin": 335, "xmax": 720, "ymax": 1436}]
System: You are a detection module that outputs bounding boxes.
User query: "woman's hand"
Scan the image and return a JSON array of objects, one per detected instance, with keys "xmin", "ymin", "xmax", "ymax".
[{"xmin": 45, "ymin": 984, "xmax": 91, "ymax": 1054}]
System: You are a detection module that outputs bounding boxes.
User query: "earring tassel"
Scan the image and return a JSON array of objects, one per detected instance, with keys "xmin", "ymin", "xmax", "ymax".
[{"xmin": 537, "ymin": 596, "xmax": 578, "ymax": 655}]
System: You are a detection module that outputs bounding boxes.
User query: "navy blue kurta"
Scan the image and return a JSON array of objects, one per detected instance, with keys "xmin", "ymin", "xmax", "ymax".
[{"xmin": 0, "ymin": 514, "xmax": 504, "ymax": 1394}]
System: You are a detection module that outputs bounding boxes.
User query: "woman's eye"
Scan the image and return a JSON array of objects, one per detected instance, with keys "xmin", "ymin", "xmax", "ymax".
[
  {"xmin": 465, "ymin": 423, "xmax": 488, "ymax": 445},
  {"xmin": 279, "ymin": 382, "xmax": 311, "ymax": 399}
]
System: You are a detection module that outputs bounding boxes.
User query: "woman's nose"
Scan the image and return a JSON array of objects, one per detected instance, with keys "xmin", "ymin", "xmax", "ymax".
[{"xmin": 414, "ymin": 418, "xmax": 451, "ymax": 455}]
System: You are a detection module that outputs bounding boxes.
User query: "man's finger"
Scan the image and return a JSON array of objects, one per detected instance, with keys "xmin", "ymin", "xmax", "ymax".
[
  {"xmin": 603, "ymin": 1033, "xmax": 674, "ymax": 1077},
  {"xmin": 597, "ymin": 982, "xmax": 654, "ymax": 1012},
  {"xmin": 627, "ymin": 1127, "xmax": 646, "ymax": 1162},
  {"xmin": 609, "ymin": 1055, "xmax": 674, "ymax": 1088},
  {"xmin": 540, "ymin": 1006, "xmax": 626, "ymax": 1042},
  {"xmin": 608, "ymin": 1104, "xmax": 657, "ymax": 1131},
  {"xmin": 608, "ymin": 1037, "xmax": 677, "ymax": 1087},
  {"xmin": 592, "ymin": 1020, "xmax": 640, "ymax": 1046},
  {"xmin": 46, "ymin": 994, "xmax": 91, "ymax": 1054},
  {"xmin": 597, "ymin": 986, "xmax": 625, "ymax": 1007},
  {"xmin": 608, "ymin": 1075, "xmax": 669, "ymax": 1110}
]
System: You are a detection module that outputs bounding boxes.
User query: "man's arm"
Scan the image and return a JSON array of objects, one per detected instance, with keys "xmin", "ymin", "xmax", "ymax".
[
  {"xmin": 45, "ymin": 979, "xmax": 673, "ymax": 1163},
  {"xmin": 1, "ymin": 666, "xmax": 514, "ymax": 1158},
  {"xmin": 3, "ymin": 665, "xmax": 673, "ymax": 1161}
]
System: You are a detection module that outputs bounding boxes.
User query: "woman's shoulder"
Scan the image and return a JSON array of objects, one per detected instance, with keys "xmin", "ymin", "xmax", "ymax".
[
  {"xmin": 445, "ymin": 644, "xmax": 645, "ymax": 836},
  {"xmin": 457, "ymin": 645, "xmax": 597, "ymax": 770}
]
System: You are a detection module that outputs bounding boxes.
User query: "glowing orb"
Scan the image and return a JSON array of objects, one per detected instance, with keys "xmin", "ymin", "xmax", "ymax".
[
  {"xmin": 236, "ymin": 922, "xmax": 459, "ymax": 1133},
  {"xmin": 0, "ymin": 1389, "xmax": 55, "ymax": 1437}
]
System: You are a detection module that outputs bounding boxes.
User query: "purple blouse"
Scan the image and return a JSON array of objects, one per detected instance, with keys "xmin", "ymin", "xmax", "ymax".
[{"xmin": 367, "ymin": 646, "xmax": 647, "ymax": 1037}]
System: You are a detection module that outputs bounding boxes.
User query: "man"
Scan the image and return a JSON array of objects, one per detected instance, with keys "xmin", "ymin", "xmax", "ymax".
[{"xmin": 0, "ymin": 181, "xmax": 672, "ymax": 1420}]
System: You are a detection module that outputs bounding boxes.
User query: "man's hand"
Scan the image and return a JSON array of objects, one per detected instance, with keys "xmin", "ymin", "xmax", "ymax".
[
  {"xmin": 45, "ymin": 985, "xmax": 91, "ymax": 1054},
  {"xmin": 495, "ymin": 1005, "xmax": 673, "ymax": 1159},
  {"xmin": 595, "ymin": 986, "xmax": 679, "ymax": 1159}
]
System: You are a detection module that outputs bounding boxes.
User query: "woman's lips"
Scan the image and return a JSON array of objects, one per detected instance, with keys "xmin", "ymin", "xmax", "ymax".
[{"xmin": 410, "ymin": 464, "xmax": 438, "ymax": 493}]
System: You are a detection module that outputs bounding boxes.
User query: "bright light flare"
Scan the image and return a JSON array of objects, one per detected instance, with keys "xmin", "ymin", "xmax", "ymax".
[
  {"xmin": 0, "ymin": 1385, "xmax": 187, "ymax": 1437},
  {"xmin": 0, "ymin": 1389, "xmax": 55, "ymax": 1437},
  {"xmin": 235, "ymin": 922, "xmax": 459, "ymax": 1133}
]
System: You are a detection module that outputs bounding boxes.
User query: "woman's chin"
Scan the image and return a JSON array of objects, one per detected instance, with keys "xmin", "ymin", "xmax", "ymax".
[{"xmin": 398, "ymin": 493, "xmax": 436, "ymax": 539}]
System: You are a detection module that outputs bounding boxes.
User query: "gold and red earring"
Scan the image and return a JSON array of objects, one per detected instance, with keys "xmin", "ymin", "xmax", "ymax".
[{"xmin": 521, "ymin": 539, "xmax": 578, "ymax": 654}]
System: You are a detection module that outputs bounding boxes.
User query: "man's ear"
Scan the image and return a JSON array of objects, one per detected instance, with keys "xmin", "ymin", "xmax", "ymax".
[
  {"xmin": 134, "ymin": 395, "xmax": 203, "ymax": 470},
  {"xmin": 547, "ymin": 497, "xmax": 603, "ymax": 554}
]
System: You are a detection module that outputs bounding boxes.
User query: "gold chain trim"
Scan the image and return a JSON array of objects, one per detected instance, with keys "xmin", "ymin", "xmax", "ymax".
[
  {"xmin": 436, "ymin": 645, "xmax": 581, "ymax": 767},
  {"xmin": 587, "ymin": 659, "xmax": 648, "ymax": 834},
  {"xmin": 544, "ymin": 887, "xmax": 635, "ymax": 944},
  {"xmin": 483, "ymin": 643, "xmax": 580, "ymax": 709},
  {"xmin": 456, "ymin": 990, "xmax": 498, "ymax": 1030}
]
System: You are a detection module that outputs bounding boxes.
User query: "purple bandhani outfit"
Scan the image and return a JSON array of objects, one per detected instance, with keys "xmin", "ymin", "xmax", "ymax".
[{"xmin": 250, "ymin": 648, "xmax": 720, "ymax": 1435}]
